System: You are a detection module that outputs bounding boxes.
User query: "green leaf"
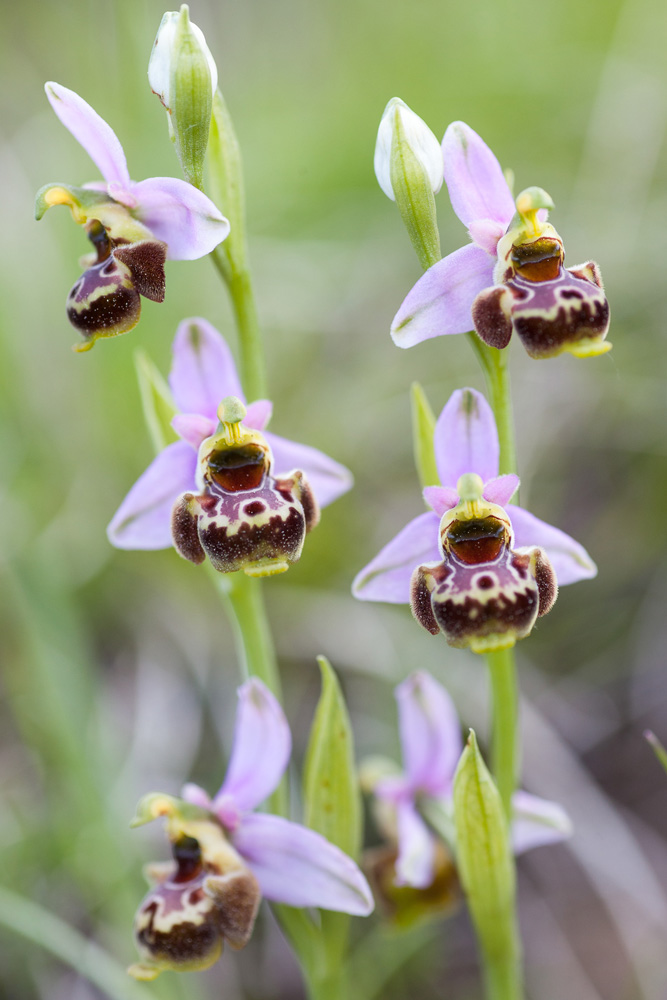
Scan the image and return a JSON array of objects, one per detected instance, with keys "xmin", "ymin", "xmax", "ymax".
[
  {"xmin": 410, "ymin": 382, "xmax": 439, "ymax": 490},
  {"xmin": 134, "ymin": 349, "xmax": 178, "ymax": 456},
  {"xmin": 303, "ymin": 657, "xmax": 362, "ymax": 981},
  {"xmin": 453, "ymin": 730, "xmax": 521, "ymax": 990},
  {"xmin": 304, "ymin": 656, "xmax": 361, "ymax": 860}
]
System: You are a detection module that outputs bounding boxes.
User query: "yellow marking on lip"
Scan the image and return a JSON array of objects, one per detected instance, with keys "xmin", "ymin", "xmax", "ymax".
[{"xmin": 566, "ymin": 339, "xmax": 612, "ymax": 359}]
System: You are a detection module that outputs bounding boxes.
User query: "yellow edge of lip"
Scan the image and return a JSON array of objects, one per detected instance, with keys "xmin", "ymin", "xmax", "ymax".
[
  {"xmin": 567, "ymin": 340, "xmax": 612, "ymax": 359},
  {"xmin": 244, "ymin": 561, "xmax": 289, "ymax": 578},
  {"xmin": 469, "ymin": 634, "xmax": 516, "ymax": 655}
]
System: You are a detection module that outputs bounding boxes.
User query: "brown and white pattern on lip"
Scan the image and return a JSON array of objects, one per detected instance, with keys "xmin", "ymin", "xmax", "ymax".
[
  {"xmin": 172, "ymin": 470, "xmax": 318, "ymax": 577},
  {"xmin": 473, "ymin": 228, "xmax": 610, "ymax": 358},
  {"xmin": 411, "ymin": 541, "xmax": 556, "ymax": 653}
]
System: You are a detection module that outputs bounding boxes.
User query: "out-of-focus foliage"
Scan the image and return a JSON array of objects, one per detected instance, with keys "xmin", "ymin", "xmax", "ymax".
[{"xmin": 2, "ymin": 0, "xmax": 667, "ymax": 997}]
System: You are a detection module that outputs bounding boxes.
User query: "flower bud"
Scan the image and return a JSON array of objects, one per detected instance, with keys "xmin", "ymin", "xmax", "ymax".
[
  {"xmin": 374, "ymin": 98, "xmax": 443, "ymax": 270},
  {"xmin": 374, "ymin": 98, "xmax": 443, "ymax": 202},
  {"xmin": 148, "ymin": 5, "xmax": 218, "ymax": 188}
]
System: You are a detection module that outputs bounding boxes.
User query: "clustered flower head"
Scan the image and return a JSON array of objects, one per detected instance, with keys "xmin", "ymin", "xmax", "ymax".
[
  {"xmin": 375, "ymin": 106, "xmax": 611, "ymax": 360},
  {"xmin": 362, "ymin": 671, "xmax": 571, "ymax": 909},
  {"xmin": 36, "ymin": 82, "xmax": 229, "ymax": 350},
  {"xmin": 108, "ymin": 318, "xmax": 352, "ymax": 575},
  {"xmin": 129, "ymin": 679, "xmax": 373, "ymax": 980},
  {"xmin": 354, "ymin": 388, "xmax": 596, "ymax": 652}
]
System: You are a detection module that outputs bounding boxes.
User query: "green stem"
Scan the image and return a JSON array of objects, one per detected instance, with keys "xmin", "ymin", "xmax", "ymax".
[
  {"xmin": 465, "ymin": 334, "xmax": 516, "ymax": 477},
  {"xmin": 486, "ymin": 647, "xmax": 520, "ymax": 819},
  {"xmin": 0, "ymin": 886, "xmax": 151, "ymax": 1000},
  {"xmin": 466, "ymin": 334, "xmax": 520, "ymax": 822},
  {"xmin": 211, "ymin": 251, "xmax": 266, "ymax": 401}
]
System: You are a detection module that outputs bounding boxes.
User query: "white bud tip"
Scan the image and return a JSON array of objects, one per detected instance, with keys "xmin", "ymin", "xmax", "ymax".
[{"xmin": 373, "ymin": 97, "xmax": 443, "ymax": 200}]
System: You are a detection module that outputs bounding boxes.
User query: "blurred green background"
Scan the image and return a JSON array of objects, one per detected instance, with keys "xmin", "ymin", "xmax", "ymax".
[{"xmin": 2, "ymin": 0, "xmax": 667, "ymax": 997}]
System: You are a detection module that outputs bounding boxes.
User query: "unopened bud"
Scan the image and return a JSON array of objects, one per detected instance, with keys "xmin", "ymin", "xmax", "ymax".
[
  {"xmin": 148, "ymin": 5, "xmax": 217, "ymax": 188},
  {"xmin": 374, "ymin": 98, "xmax": 443, "ymax": 270}
]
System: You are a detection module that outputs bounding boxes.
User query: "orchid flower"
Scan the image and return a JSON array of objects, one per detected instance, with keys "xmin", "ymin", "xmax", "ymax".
[
  {"xmin": 362, "ymin": 671, "xmax": 571, "ymax": 893},
  {"xmin": 391, "ymin": 121, "xmax": 610, "ymax": 360},
  {"xmin": 108, "ymin": 318, "xmax": 352, "ymax": 575},
  {"xmin": 36, "ymin": 82, "xmax": 229, "ymax": 350},
  {"xmin": 353, "ymin": 388, "xmax": 596, "ymax": 652},
  {"xmin": 129, "ymin": 678, "xmax": 374, "ymax": 980}
]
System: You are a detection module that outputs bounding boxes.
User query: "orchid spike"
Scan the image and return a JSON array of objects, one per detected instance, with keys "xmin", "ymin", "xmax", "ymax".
[
  {"xmin": 129, "ymin": 679, "xmax": 373, "ymax": 980},
  {"xmin": 362, "ymin": 671, "xmax": 572, "ymax": 899},
  {"xmin": 37, "ymin": 82, "xmax": 229, "ymax": 350},
  {"xmin": 108, "ymin": 318, "xmax": 352, "ymax": 575},
  {"xmin": 353, "ymin": 388, "xmax": 596, "ymax": 652},
  {"xmin": 391, "ymin": 120, "xmax": 610, "ymax": 360}
]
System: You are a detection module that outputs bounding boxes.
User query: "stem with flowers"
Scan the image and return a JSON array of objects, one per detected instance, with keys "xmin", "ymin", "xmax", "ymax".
[{"xmin": 388, "ymin": 106, "xmax": 522, "ymax": 999}]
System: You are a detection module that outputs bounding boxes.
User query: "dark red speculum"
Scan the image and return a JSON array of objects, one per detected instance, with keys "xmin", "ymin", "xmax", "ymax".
[
  {"xmin": 207, "ymin": 444, "xmax": 268, "ymax": 492},
  {"xmin": 510, "ymin": 238, "xmax": 562, "ymax": 282},
  {"xmin": 446, "ymin": 517, "xmax": 507, "ymax": 565},
  {"xmin": 171, "ymin": 835, "xmax": 204, "ymax": 883}
]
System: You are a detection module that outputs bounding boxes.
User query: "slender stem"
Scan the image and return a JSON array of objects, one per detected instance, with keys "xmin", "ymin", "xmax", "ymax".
[
  {"xmin": 465, "ymin": 334, "xmax": 516, "ymax": 477},
  {"xmin": 0, "ymin": 886, "xmax": 151, "ymax": 1000},
  {"xmin": 211, "ymin": 251, "xmax": 266, "ymax": 401},
  {"xmin": 486, "ymin": 647, "xmax": 520, "ymax": 819}
]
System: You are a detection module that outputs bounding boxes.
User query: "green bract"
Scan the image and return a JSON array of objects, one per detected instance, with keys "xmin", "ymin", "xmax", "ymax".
[{"xmin": 453, "ymin": 731, "xmax": 521, "ymax": 996}]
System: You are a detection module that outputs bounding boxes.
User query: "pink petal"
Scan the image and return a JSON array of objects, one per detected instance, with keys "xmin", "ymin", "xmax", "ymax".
[
  {"xmin": 468, "ymin": 218, "xmax": 506, "ymax": 255},
  {"xmin": 508, "ymin": 506, "xmax": 597, "ymax": 585},
  {"xmin": 352, "ymin": 511, "xmax": 441, "ymax": 604},
  {"xmin": 181, "ymin": 783, "xmax": 213, "ymax": 810},
  {"xmin": 396, "ymin": 672, "xmax": 462, "ymax": 797},
  {"xmin": 216, "ymin": 680, "xmax": 291, "ymax": 813},
  {"xmin": 394, "ymin": 799, "xmax": 437, "ymax": 888},
  {"xmin": 442, "ymin": 121, "xmax": 515, "ymax": 229},
  {"xmin": 511, "ymin": 790, "xmax": 572, "ymax": 854},
  {"xmin": 171, "ymin": 412, "xmax": 216, "ymax": 449},
  {"xmin": 45, "ymin": 82, "xmax": 130, "ymax": 188},
  {"xmin": 391, "ymin": 244, "xmax": 495, "ymax": 349},
  {"xmin": 131, "ymin": 177, "xmax": 229, "ymax": 260},
  {"xmin": 169, "ymin": 318, "xmax": 244, "ymax": 421},
  {"xmin": 232, "ymin": 813, "xmax": 373, "ymax": 914},
  {"xmin": 423, "ymin": 485, "xmax": 459, "ymax": 515},
  {"xmin": 434, "ymin": 388, "xmax": 499, "ymax": 489},
  {"xmin": 107, "ymin": 441, "xmax": 197, "ymax": 550},
  {"xmin": 245, "ymin": 400, "xmax": 273, "ymax": 431},
  {"xmin": 483, "ymin": 474, "xmax": 519, "ymax": 506},
  {"xmin": 264, "ymin": 432, "xmax": 353, "ymax": 509}
]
